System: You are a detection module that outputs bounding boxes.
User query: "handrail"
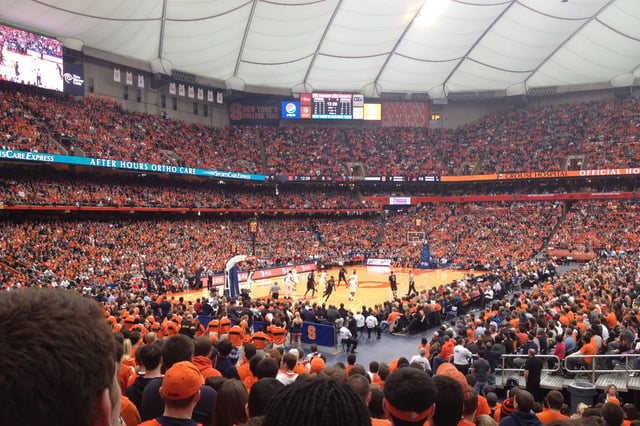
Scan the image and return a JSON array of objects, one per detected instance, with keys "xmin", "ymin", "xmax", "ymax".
[
  {"xmin": 494, "ymin": 352, "xmax": 640, "ymax": 389},
  {"xmin": 497, "ymin": 353, "xmax": 561, "ymax": 375}
]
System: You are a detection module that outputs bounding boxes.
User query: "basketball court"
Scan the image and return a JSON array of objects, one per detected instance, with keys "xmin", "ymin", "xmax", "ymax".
[{"xmin": 181, "ymin": 266, "xmax": 477, "ymax": 311}]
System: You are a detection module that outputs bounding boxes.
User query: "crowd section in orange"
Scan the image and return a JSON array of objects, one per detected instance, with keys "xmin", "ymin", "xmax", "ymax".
[{"xmin": 2, "ymin": 83, "xmax": 640, "ymax": 177}]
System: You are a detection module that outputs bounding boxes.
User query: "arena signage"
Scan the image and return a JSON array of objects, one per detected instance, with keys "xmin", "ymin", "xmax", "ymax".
[
  {"xmin": 440, "ymin": 167, "xmax": 640, "ymax": 182},
  {"xmin": 0, "ymin": 149, "xmax": 266, "ymax": 181},
  {"xmin": 201, "ymin": 263, "xmax": 317, "ymax": 287}
]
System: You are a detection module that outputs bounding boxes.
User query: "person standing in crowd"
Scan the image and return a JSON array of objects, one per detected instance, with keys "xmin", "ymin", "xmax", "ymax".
[
  {"xmin": 406, "ymin": 269, "xmax": 418, "ymax": 296},
  {"xmin": 0, "ymin": 289, "xmax": 121, "ymax": 426},
  {"xmin": 261, "ymin": 377, "xmax": 371, "ymax": 426},
  {"xmin": 304, "ymin": 269, "xmax": 316, "ymax": 298},
  {"xmin": 349, "ymin": 270, "xmax": 359, "ymax": 302},
  {"xmin": 138, "ymin": 361, "xmax": 204, "ymax": 426},
  {"xmin": 366, "ymin": 309, "xmax": 381, "ymax": 339},
  {"xmin": 389, "ymin": 270, "xmax": 398, "ymax": 299},
  {"xmin": 536, "ymin": 391, "xmax": 569, "ymax": 423},
  {"xmin": 141, "ymin": 334, "xmax": 217, "ymax": 424},
  {"xmin": 498, "ymin": 390, "xmax": 542, "ymax": 426},
  {"xmin": 384, "ymin": 368, "xmax": 438, "ymax": 426},
  {"xmin": 471, "ymin": 349, "xmax": 491, "ymax": 396},
  {"xmin": 524, "ymin": 348, "xmax": 543, "ymax": 401}
]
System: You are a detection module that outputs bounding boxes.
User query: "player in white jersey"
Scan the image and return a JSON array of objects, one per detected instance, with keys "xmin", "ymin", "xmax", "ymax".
[
  {"xmin": 291, "ymin": 268, "xmax": 299, "ymax": 291},
  {"xmin": 348, "ymin": 270, "xmax": 358, "ymax": 302},
  {"xmin": 319, "ymin": 270, "xmax": 327, "ymax": 292},
  {"xmin": 284, "ymin": 270, "xmax": 294, "ymax": 297}
]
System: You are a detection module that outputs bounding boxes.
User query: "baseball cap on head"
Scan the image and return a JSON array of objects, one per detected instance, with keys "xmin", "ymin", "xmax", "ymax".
[
  {"xmin": 310, "ymin": 357, "xmax": 325, "ymax": 373},
  {"xmin": 160, "ymin": 361, "xmax": 204, "ymax": 400}
]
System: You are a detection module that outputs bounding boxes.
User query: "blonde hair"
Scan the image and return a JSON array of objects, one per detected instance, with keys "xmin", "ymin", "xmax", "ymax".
[
  {"xmin": 575, "ymin": 402, "xmax": 589, "ymax": 417},
  {"xmin": 475, "ymin": 414, "xmax": 498, "ymax": 426}
]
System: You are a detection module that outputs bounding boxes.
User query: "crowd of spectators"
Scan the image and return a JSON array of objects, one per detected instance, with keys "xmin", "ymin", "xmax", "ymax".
[
  {"xmin": 7, "ymin": 247, "xmax": 640, "ymax": 426},
  {"xmin": 3, "ymin": 195, "xmax": 636, "ymax": 292},
  {"xmin": 0, "ymin": 171, "xmax": 370, "ymax": 210},
  {"xmin": 3, "ymin": 81, "xmax": 640, "ymax": 177},
  {"xmin": 550, "ymin": 200, "xmax": 640, "ymax": 253}
]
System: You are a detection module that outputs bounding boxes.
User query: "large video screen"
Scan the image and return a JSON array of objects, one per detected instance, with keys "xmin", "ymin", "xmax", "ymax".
[{"xmin": 0, "ymin": 24, "xmax": 64, "ymax": 92}]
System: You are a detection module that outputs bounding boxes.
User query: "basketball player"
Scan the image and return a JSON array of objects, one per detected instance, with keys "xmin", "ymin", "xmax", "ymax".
[
  {"xmin": 348, "ymin": 270, "xmax": 359, "ymax": 302},
  {"xmin": 304, "ymin": 270, "xmax": 316, "ymax": 298},
  {"xmin": 284, "ymin": 270, "xmax": 293, "ymax": 298},
  {"xmin": 291, "ymin": 268, "xmax": 299, "ymax": 291},
  {"xmin": 389, "ymin": 270, "xmax": 398, "ymax": 299},
  {"xmin": 324, "ymin": 275, "xmax": 335, "ymax": 302},
  {"xmin": 319, "ymin": 269, "xmax": 327, "ymax": 293},
  {"xmin": 338, "ymin": 265, "xmax": 348, "ymax": 287},
  {"xmin": 246, "ymin": 268, "xmax": 254, "ymax": 292}
]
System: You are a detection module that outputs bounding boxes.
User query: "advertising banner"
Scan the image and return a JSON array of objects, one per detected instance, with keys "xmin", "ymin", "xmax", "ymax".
[
  {"xmin": 0, "ymin": 149, "xmax": 265, "ymax": 181},
  {"xmin": 63, "ymin": 62, "xmax": 85, "ymax": 96},
  {"xmin": 381, "ymin": 102, "xmax": 429, "ymax": 127},
  {"xmin": 229, "ymin": 98, "xmax": 280, "ymax": 125}
]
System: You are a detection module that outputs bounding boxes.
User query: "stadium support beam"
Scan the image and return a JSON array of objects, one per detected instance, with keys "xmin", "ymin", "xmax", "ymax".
[
  {"xmin": 233, "ymin": 0, "xmax": 259, "ymax": 77},
  {"xmin": 524, "ymin": 0, "xmax": 617, "ymax": 91},
  {"xmin": 302, "ymin": 0, "xmax": 344, "ymax": 87},
  {"xmin": 372, "ymin": 1, "xmax": 424, "ymax": 90},
  {"xmin": 441, "ymin": 1, "xmax": 515, "ymax": 92},
  {"xmin": 158, "ymin": 0, "xmax": 168, "ymax": 59}
]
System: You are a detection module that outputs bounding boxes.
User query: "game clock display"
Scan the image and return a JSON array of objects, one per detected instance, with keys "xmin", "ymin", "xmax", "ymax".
[{"xmin": 310, "ymin": 93, "xmax": 353, "ymax": 119}]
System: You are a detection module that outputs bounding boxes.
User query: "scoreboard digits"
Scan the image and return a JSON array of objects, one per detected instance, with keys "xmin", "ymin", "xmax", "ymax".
[{"xmin": 311, "ymin": 93, "xmax": 353, "ymax": 119}]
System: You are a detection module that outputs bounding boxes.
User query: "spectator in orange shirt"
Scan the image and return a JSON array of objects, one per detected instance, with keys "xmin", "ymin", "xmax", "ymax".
[
  {"xmin": 536, "ymin": 391, "xmax": 570, "ymax": 423},
  {"xmin": 192, "ymin": 336, "xmax": 222, "ymax": 379},
  {"xmin": 566, "ymin": 333, "xmax": 598, "ymax": 375}
]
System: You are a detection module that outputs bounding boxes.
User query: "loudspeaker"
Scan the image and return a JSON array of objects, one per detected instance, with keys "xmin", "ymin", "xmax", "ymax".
[{"xmin": 62, "ymin": 46, "xmax": 84, "ymax": 63}]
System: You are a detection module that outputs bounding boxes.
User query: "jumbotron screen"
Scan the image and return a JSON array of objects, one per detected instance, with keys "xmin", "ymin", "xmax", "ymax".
[{"xmin": 0, "ymin": 23, "xmax": 64, "ymax": 92}]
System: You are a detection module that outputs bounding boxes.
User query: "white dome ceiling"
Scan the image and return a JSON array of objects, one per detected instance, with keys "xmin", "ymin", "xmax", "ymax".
[{"xmin": 2, "ymin": 0, "xmax": 639, "ymax": 95}]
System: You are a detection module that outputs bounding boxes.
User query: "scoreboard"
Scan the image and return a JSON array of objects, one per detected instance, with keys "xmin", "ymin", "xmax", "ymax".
[
  {"xmin": 311, "ymin": 93, "xmax": 353, "ymax": 119},
  {"xmin": 282, "ymin": 93, "xmax": 379, "ymax": 120}
]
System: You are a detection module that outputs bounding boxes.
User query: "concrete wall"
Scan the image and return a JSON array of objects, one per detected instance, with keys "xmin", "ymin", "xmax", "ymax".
[{"xmin": 83, "ymin": 60, "xmax": 229, "ymax": 127}]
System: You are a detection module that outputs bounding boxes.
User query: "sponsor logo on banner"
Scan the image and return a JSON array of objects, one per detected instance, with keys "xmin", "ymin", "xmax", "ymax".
[
  {"xmin": 63, "ymin": 62, "xmax": 85, "ymax": 96},
  {"xmin": 281, "ymin": 101, "xmax": 300, "ymax": 119},
  {"xmin": 300, "ymin": 93, "xmax": 311, "ymax": 105},
  {"xmin": 367, "ymin": 258, "xmax": 392, "ymax": 267},
  {"xmin": 389, "ymin": 197, "xmax": 411, "ymax": 205}
]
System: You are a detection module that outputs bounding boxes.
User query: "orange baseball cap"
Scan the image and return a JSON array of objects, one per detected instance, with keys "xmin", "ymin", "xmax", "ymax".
[
  {"xmin": 310, "ymin": 357, "xmax": 325, "ymax": 373},
  {"xmin": 161, "ymin": 361, "xmax": 204, "ymax": 400}
]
